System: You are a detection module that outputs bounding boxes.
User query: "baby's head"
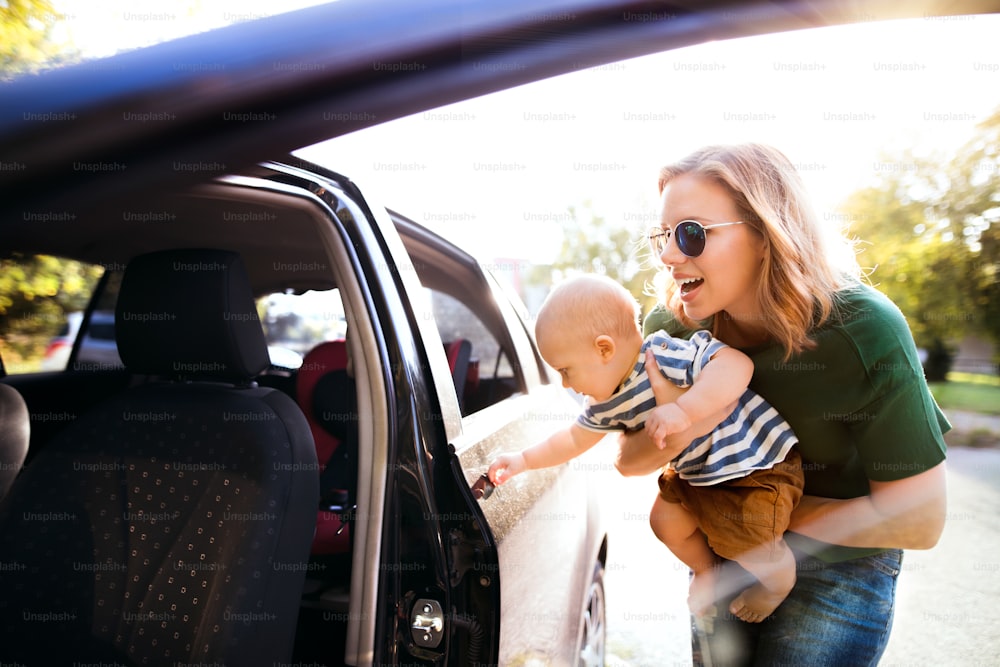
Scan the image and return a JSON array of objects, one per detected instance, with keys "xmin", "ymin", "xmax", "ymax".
[{"xmin": 535, "ymin": 275, "xmax": 642, "ymax": 400}]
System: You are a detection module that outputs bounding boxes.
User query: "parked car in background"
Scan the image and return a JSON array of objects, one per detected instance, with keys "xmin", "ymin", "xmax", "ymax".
[
  {"xmin": 40, "ymin": 309, "xmax": 306, "ymax": 373},
  {"xmin": 1, "ymin": 1, "xmax": 996, "ymax": 666},
  {"xmin": 40, "ymin": 310, "xmax": 122, "ymax": 371}
]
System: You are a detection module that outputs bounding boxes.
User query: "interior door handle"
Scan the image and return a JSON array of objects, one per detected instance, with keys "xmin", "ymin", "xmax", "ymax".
[{"xmin": 470, "ymin": 473, "xmax": 495, "ymax": 501}]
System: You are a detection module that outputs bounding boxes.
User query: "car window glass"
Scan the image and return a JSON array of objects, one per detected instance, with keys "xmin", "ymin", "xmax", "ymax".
[
  {"xmin": 429, "ymin": 289, "xmax": 514, "ymax": 379},
  {"xmin": 71, "ymin": 269, "xmax": 124, "ymax": 372},
  {"xmin": 422, "ymin": 285, "xmax": 523, "ymax": 415},
  {"xmin": 0, "ymin": 254, "xmax": 107, "ymax": 374},
  {"xmin": 256, "ymin": 288, "xmax": 347, "ymax": 370}
]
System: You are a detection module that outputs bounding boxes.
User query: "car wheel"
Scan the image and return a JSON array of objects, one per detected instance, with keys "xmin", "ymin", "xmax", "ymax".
[{"xmin": 577, "ymin": 561, "xmax": 607, "ymax": 667}]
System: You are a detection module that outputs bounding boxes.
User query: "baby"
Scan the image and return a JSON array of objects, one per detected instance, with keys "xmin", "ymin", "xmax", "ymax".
[{"xmin": 488, "ymin": 274, "xmax": 803, "ymax": 623}]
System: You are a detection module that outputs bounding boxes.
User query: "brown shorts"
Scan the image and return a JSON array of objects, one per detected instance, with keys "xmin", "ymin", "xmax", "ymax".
[{"xmin": 657, "ymin": 448, "xmax": 804, "ymax": 563}]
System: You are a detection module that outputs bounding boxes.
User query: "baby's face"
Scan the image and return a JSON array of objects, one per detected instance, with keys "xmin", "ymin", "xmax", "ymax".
[{"xmin": 539, "ymin": 334, "xmax": 622, "ymax": 402}]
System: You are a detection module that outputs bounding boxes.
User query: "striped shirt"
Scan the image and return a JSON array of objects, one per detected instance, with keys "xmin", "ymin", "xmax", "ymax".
[{"xmin": 577, "ymin": 330, "xmax": 798, "ymax": 486}]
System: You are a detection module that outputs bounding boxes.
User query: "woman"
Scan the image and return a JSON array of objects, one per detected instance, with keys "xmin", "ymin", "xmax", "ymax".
[{"xmin": 618, "ymin": 143, "xmax": 948, "ymax": 666}]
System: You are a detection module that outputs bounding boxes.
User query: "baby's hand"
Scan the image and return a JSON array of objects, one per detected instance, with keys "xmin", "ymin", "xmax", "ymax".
[
  {"xmin": 645, "ymin": 403, "xmax": 692, "ymax": 449},
  {"xmin": 488, "ymin": 452, "xmax": 527, "ymax": 485}
]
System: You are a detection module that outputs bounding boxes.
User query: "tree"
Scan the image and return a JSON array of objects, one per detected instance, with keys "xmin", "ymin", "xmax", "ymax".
[
  {"xmin": 0, "ymin": 0, "xmax": 71, "ymax": 79},
  {"xmin": 839, "ymin": 109, "xmax": 1000, "ymax": 379},
  {"xmin": 0, "ymin": 255, "xmax": 104, "ymax": 365},
  {"xmin": 531, "ymin": 202, "xmax": 659, "ymax": 317},
  {"xmin": 943, "ymin": 111, "xmax": 1000, "ymax": 353}
]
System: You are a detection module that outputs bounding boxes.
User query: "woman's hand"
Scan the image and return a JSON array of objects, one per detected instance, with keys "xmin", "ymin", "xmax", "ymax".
[{"xmin": 615, "ymin": 348, "xmax": 736, "ymax": 476}]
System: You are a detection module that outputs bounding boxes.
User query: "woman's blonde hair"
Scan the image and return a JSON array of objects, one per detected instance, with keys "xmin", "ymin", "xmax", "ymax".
[{"xmin": 657, "ymin": 143, "xmax": 860, "ymax": 358}]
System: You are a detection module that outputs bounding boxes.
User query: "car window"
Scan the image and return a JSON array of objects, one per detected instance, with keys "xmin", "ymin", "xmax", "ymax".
[
  {"xmin": 0, "ymin": 254, "xmax": 108, "ymax": 374},
  {"xmin": 422, "ymin": 284, "xmax": 519, "ymax": 415},
  {"xmin": 257, "ymin": 288, "xmax": 347, "ymax": 370},
  {"xmin": 0, "ymin": 252, "xmax": 348, "ymax": 376},
  {"xmin": 402, "ymin": 235, "xmax": 527, "ymax": 416},
  {"xmin": 429, "ymin": 289, "xmax": 515, "ymax": 379}
]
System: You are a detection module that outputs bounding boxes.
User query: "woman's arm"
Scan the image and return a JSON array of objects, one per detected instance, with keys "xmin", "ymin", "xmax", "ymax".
[
  {"xmin": 789, "ymin": 461, "xmax": 947, "ymax": 549},
  {"xmin": 615, "ymin": 348, "xmax": 738, "ymax": 476}
]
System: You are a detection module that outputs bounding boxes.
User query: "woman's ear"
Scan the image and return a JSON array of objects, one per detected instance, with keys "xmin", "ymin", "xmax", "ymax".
[{"xmin": 594, "ymin": 334, "xmax": 616, "ymax": 361}]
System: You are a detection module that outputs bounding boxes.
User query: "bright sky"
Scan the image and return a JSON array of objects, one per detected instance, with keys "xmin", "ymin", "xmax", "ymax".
[{"xmin": 54, "ymin": 3, "xmax": 1000, "ymax": 264}]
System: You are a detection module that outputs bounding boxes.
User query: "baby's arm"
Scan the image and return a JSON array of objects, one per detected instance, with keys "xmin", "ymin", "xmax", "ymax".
[
  {"xmin": 646, "ymin": 346, "xmax": 753, "ymax": 449},
  {"xmin": 489, "ymin": 423, "xmax": 604, "ymax": 485}
]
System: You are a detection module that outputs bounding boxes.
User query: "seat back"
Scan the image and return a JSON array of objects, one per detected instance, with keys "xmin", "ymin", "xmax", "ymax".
[
  {"xmin": 0, "ymin": 249, "xmax": 318, "ymax": 664},
  {"xmin": 296, "ymin": 340, "xmax": 354, "ymax": 556},
  {"xmin": 0, "ymin": 382, "xmax": 29, "ymax": 500},
  {"xmin": 297, "ymin": 340, "xmax": 349, "ymax": 470},
  {"xmin": 445, "ymin": 338, "xmax": 472, "ymax": 411}
]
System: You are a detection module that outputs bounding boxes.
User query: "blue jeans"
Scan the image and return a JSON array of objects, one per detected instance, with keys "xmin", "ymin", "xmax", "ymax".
[{"xmin": 692, "ymin": 548, "xmax": 903, "ymax": 667}]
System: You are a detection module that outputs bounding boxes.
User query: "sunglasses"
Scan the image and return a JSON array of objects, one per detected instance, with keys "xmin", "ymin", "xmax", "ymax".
[{"xmin": 647, "ymin": 220, "xmax": 745, "ymax": 258}]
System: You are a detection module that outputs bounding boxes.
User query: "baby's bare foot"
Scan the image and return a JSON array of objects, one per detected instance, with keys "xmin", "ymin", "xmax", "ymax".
[
  {"xmin": 731, "ymin": 544, "xmax": 797, "ymax": 623},
  {"xmin": 729, "ymin": 582, "xmax": 790, "ymax": 623}
]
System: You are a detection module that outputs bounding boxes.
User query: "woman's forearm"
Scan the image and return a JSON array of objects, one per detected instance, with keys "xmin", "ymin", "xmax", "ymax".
[
  {"xmin": 788, "ymin": 462, "xmax": 947, "ymax": 550},
  {"xmin": 614, "ymin": 428, "xmax": 681, "ymax": 476},
  {"xmin": 615, "ymin": 404, "xmax": 734, "ymax": 476}
]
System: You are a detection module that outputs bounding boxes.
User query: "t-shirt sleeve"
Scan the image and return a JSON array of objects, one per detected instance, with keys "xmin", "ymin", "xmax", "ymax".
[
  {"xmin": 836, "ymin": 292, "xmax": 949, "ymax": 482},
  {"xmin": 850, "ymin": 377, "xmax": 948, "ymax": 481}
]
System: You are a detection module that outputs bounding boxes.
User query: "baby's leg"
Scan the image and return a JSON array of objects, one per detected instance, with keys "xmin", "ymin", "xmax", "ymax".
[
  {"xmin": 649, "ymin": 495, "xmax": 718, "ymax": 616},
  {"xmin": 729, "ymin": 539, "xmax": 797, "ymax": 623}
]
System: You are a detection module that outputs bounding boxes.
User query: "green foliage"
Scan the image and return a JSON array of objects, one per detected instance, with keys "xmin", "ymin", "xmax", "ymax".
[
  {"xmin": 533, "ymin": 202, "xmax": 658, "ymax": 317},
  {"xmin": 928, "ymin": 375, "xmax": 1000, "ymax": 415},
  {"xmin": 0, "ymin": 0, "xmax": 73, "ymax": 79},
  {"xmin": 0, "ymin": 255, "xmax": 104, "ymax": 365},
  {"xmin": 841, "ymin": 108, "xmax": 1000, "ymax": 366}
]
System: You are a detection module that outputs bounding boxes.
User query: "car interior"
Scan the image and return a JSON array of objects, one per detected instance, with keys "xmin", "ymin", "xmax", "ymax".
[{"xmin": 0, "ymin": 166, "xmax": 530, "ymax": 664}]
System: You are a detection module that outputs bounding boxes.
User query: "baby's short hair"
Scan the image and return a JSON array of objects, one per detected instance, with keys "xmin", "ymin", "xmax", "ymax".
[{"xmin": 536, "ymin": 274, "xmax": 640, "ymax": 343}]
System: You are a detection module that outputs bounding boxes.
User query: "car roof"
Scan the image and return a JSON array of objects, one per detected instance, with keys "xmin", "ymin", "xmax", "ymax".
[{"xmin": 3, "ymin": 0, "xmax": 998, "ymax": 223}]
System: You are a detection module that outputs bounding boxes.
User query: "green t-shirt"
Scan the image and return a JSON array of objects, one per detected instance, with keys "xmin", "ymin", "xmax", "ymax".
[{"xmin": 643, "ymin": 283, "xmax": 949, "ymax": 561}]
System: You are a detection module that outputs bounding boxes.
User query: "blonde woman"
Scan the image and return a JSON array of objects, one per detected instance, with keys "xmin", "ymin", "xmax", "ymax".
[{"xmin": 618, "ymin": 143, "xmax": 948, "ymax": 666}]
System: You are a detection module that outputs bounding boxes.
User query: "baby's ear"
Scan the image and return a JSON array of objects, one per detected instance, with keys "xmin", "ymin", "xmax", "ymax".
[{"xmin": 594, "ymin": 334, "xmax": 616, "ymax": 360}]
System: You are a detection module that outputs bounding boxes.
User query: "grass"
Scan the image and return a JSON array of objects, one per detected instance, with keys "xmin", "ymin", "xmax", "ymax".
[{"xmin": 928, "ymin": 372, "xmax": 1000, "ymax": 416}]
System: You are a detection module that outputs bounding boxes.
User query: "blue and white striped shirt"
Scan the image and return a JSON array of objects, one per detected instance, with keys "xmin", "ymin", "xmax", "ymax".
[{"xmin": 577, "ymin": 330, "xmax": 798, "ymax": 486}]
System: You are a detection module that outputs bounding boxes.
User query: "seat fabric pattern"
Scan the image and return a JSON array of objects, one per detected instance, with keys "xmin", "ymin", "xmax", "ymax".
[{"xmin": 0, "ymin": 248, "xmax": 318, "ymax": 665}]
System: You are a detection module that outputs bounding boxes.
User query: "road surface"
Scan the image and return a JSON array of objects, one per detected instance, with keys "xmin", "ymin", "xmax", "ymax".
[{"xmin": 600, "ymin": 445, "xmax": 1000, "ymax": 667}]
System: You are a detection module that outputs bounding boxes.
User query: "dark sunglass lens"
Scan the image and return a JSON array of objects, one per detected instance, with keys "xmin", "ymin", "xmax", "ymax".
[{"xmin": 677, "ymin": 221, "xmax": 706, "ymax": 257}]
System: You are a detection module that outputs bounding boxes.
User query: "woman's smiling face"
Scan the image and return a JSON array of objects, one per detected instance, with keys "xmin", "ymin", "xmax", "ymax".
[{"xmin": 656, "ymin": 172, "xmax": 767, "ymax": 326}]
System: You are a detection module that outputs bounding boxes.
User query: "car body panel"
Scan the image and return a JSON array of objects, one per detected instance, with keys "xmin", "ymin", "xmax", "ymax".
[{"xmin": 5, "ymin": 0, "xmax": 999, "ymax": 218}]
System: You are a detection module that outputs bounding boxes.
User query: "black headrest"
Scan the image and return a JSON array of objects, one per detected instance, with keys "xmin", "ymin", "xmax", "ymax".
[{"xmin": 116, "ymin": 249, "xmax": 269, "ymax": 382}]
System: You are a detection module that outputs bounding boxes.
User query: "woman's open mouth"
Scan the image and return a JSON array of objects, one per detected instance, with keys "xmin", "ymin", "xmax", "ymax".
[{"xmin": 677, "ymin": 276, "xmax": 704, "ymax": 296}]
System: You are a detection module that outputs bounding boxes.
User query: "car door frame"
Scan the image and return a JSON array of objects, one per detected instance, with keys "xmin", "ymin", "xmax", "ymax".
[{"xmin": 247, "ymin": 157, "xmax": 505, "ymax": 666}]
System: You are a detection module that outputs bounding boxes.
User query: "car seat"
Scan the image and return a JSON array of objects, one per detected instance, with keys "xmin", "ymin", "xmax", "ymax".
[
  {"xmin": 0, "ymin": 248, "xmax": 318, "ymax": 665},
  {"xmin": 296, "ymin": 340, "xmax": 355, "ymax": 557},
  {"xmin": 444, "ymin": 338, "xmax": 473, "ymax": 412},
  {"xmin": 0, "ymin": 382, "xmax": 29, "ymax": 500}
]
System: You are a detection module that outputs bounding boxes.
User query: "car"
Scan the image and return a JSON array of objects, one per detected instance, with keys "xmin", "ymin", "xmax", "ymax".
[
  {"xmin": 0, "ymin": 1, "xmax": 996, "ymax": 666},
  {"xmin": 40, "ymin": 309, "xmax": 307, "ymax": 373},
  {"xmin": 40, "ymin": 310, "xmax": 122, "ymax": 371},
  {"xmin": 0, "ymin": 159, "xmax": 608, "ymax": 665}
]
